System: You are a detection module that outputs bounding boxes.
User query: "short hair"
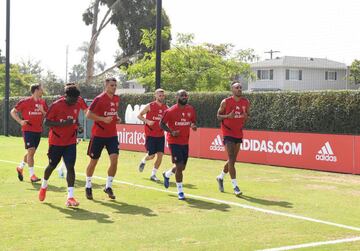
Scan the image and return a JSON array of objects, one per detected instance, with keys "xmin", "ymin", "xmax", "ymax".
[
  {"xmin": 65, "ymin": 86, "xmax": 80, "ymax": 98},
  {"xmin": 105, "ymin": 77, "xmax": 117, "ymax": 82},
  {"xmin": 155, "ymin": 88, "xmax": 164, "ymax": 94},
  {"xmin": 230, "ymin": 80, "xmax": 242, "ymax": 88},
  {"xmin": 30, "ymin": 84, "xmax": 41, "ymax": 94},
  {"xmin": 65, "ymin": 82, "xmax": 76, "ymax": 87}
]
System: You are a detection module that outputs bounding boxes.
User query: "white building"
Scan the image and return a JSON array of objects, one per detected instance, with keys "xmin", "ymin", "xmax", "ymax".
[
  {"xmin": 115, "ymin": 79, "xmax": 145, "ymax": 94},
  {"xmin": 249, "ymin": 56, "xmax": 350, "ymax": 91}
]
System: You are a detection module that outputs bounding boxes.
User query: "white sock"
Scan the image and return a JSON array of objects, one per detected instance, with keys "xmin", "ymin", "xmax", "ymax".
[
  {"xmin": 231, "ymin": 179, "xmax": 238, "ymax": 188},
  {"xmin": 165, "ymin": 169, "xmax": 174, "ymax": 178},
  {"xmin": 19, "ymin": 161, "xmax": 26, "ymax": 169},
  {"xmin": 141, "ymin": 157, "xmax": 146, "ymax": 164},
  {"xmin": 29, "ymin": 167, "xmax": 34, "ymax": 176},
  {"xmin": 67, "ymin": 187, "xmax": 74, "ymax": 199},
  {"xmin": 85, "ymin": 176, "xmax": 92, "ymax": 188},
  {"xmin": 41, "ymin": 179, "xmax": 48, "ymax": 188},
  {"xmin": 151, "ymin": 168, "xmax": 158, "ymax": 176},
  {"xmin": 176, "ymin": 182, "xmax": 183, "ymax": 193},
  {"xmin": 106, "ymin": 176, "xmax": 114, "ymax": 188},
  {"xmin": 218, "ymin": 170, "xmax": 226, "ymax": 180},
  {"xmin": 59, "ymin": 161, "xmax": 66, "ymax": 170}
]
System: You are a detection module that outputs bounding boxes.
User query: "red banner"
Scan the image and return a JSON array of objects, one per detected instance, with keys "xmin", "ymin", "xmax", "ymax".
[{"xmin": 117, "ymin": 124, "xmax": 359, "ymax": 174}]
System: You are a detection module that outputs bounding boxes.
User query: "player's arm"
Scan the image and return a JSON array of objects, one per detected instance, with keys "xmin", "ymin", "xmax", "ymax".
[
  {"xmin": 160, "ymin": 121, "xmax": 179, "ymax": 137},
  {"xmin": 137, "ymin": 104, "xmax": 154, "ymax": 126},
  {"xmin": 44, "ymin": 118, "xmax": 75, "ymax": 127},
  {"xmin": 86, "ymin": 110, "xmax": 112, "ymax": 124},
  {"xmin": 10, "ymin": 108, "xmax": 28, "ymax": 126},
  {"xmin": 217, "ymin": 100, "xmax": 234, "ymax": 120}
]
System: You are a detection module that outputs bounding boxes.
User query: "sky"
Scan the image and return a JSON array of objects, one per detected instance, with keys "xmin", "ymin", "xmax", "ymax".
[{"xmin": 1, "ymin": 0, "xmax": 359, "ymax": 80}]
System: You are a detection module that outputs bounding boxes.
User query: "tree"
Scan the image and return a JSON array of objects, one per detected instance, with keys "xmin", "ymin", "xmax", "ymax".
[
  {"xmin": 234, "ymin": 48, "xmax": 260, "ymax": 63},
  {"xmin": 41, "ymin": 71, "xmax": 64, "ymax": 96},
  {"xmin": 18, "ymin": 59, "xmax": 43, "ymax": 81},
  {"xmin": 124, "ymin": 33, "xmax": 255, "ymax": 92},
  {"xmin": 68, "ymin": 64, "xmax": 86, "ymax": 83},
  {"xmin": 82, "ymin": 0, "xmax": 171, "ymax": 84},
  {"xmin": 349, "ymin": 59, "xmax": 360, "ymax": 85},
  {"xmin": 0, "ymin": 64, "xmax": 35, "ymax": 96}
]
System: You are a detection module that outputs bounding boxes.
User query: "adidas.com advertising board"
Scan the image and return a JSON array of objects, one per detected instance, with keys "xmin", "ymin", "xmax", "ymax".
[{"xmin": 117, "ymin": 124, "xmax": 360, "ymax": 174}]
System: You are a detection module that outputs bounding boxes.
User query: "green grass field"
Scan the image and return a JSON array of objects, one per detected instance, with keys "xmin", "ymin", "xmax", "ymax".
[{"xmin": 1, "ymin": 136, "xmax": 360, "ymax": 251}]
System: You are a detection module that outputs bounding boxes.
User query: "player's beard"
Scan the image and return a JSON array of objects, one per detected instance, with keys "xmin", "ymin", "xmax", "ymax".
[{"xmin": 178, "ymin": 99, "xmax": 188, "ymax": 105}]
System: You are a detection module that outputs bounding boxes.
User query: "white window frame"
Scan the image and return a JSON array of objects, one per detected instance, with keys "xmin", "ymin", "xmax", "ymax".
[
  {"xmin": 257, "ymin": 69, "xmax": 273, "ymax": 81},
  {"xmin": 289, "ymin": 69, "xmax": 300, "ymax": 81},
  {"xmin": 328, "ymin": 71, "xmax": 337, "ymax": 81}
]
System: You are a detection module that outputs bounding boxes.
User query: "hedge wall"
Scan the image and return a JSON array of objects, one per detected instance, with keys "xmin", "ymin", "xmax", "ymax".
[{"xmin": 1, "ymin": 90, "xmax": 360, "ymax": 136}]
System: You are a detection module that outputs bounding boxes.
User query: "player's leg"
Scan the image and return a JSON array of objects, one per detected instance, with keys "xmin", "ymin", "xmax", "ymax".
[
  {"xmin": 163, "ymin": 144, "xmax": 178, "ymax": 189},
  {"xmin": 39, "ymin": 145, "xmax": 62, "ymax": 201},
  {"xmin": 63, "ymin": 144, "xmax": 79, "ymax": 207},
  {"xmin": 151, "ymin": 136, "xmax": 165, "ymax": 181},
  {"xmin": 139, "ymin": 137, "xmax": 156, "ymax": 172},
  {"xmin": 226, "ymin": 140, "xmax": 242, "ymax": 195},
  {"xmin": 103, "ymin": 136, "xmax": 119, "ymax": 199},
  {"xmin": 85, "ymin": 137, "xmax": 104, "ymax": 200},
  {"xmin": 27, "ymin": 132, "xmax": 42, "ymax": 182},
  {"xmin": 174, "ymin": 145, "xmax": 188, "ymax": 200}
]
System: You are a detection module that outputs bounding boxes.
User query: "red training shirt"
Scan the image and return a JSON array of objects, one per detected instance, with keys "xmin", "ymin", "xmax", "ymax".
[
  {"xmin": 145, "ymin": 101, "xmax": 168, "ymax": 137},
  {"xmin": 161, "ymin": 104, "xmax": 196, "ymax": 145},
  {"xmin": 221, "ymin": 96, "xmax": 250, "ymax": 139},
  {"xmin": 46, "ymin": 98, "xmax": 81, "ymax": 146},
  {"xmin": 14, "ymin": 97, "xmax": 48, "ymax": 132},
  {"xmin": 88, "ymin": 92, "xmax": 120, "ymax": 138}
]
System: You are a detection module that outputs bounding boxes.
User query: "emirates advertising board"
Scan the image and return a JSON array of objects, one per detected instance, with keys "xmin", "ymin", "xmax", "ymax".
[{"xmin": 119, "ymin": 104, "xmax": 359, "ymax": 174}]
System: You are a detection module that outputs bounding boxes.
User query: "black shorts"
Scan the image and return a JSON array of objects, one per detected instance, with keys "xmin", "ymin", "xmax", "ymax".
[
  {"xmin": 23, "ymin": 131, "xmax": 41, "ymax": 149},
  {"xmin": 169, "ymin": 144, "xmax": 189, "ymax": 165},
  {"xmin": 48, "ymin": 144, "xmax": 76, "ymax": 167},
  {"xmin": 87, "ymin": 136, "xmax": 119, "ymax": 159},
  {"xmin": 223, "ymin": 136, "xmax": 243, "ymax": 145},
  {"xmin": 145, "ymin": 136, "xmax": 165, "ymax": 155}
]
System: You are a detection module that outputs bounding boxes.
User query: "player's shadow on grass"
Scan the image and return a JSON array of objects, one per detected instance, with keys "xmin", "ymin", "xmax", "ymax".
[
  {"xmin": 93, "ymin": 199, "xmax": 157, "ymax": 217},
  {"xmin": 141, "ymin": 178, "xmax": 197, "ymax": 190},
  {"xmin": 44, "ymin": 202, "xmax": 113, "ymax": 223},
  {"xmin": 74, "ymin": 179, "xmax": 103, "ymax": 189},
  {"xmin": 239, "ymin": 195, "xmax": 293, "ymax": 208},
  {"xmin": 169, "ymin": 195, "xmax": 231, "ymax": 212},
  {"xmin": 29, "ymin": 183, "xmax": 66, "ymax": 193}
]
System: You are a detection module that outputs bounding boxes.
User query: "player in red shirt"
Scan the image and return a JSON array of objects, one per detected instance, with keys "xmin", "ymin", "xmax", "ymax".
[
  {"xmin": 216, "ymin": 81, "xmax": 250, "ymax": 196},
  {"xmin": 85, "ymin": 77, "xmax": 121, "ymax": 200},
  {"xmin": 10, "ymin": 83, "xmax": 47, "ymax": 183},
  {"xmin": 57, "ymin": 82, "xmax": 88, "ymax": 178},
  {"xmin": 160, "ymin": 90, "xmax": 197, "ymax": 200},
  {"xmin": 38, "ymin": 86, "xmax": 81, "ymax": 207},
  {"xmin": 137, "ymin": 88, "xmax": 168, "ymax": 181}
]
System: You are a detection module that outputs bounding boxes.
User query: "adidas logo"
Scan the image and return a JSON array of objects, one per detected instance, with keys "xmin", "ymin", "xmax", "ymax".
[
  {"xmin": 210, "ymin": 135, "xmax": 225, "ymax": 151},
  {"xmin": 315, "ymin": 142, "xmax": 337, "ymax": 162}
]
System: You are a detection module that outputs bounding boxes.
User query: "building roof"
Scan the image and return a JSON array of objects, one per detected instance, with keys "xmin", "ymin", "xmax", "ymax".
[{"xmin": 250, "ymin": 56, "xmax": 347, "ymax": 70}]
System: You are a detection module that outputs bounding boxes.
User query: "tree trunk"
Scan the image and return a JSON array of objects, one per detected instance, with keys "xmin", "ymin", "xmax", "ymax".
[{"xmin": 85, "ymin": 0, "xmax": 100, "ymax": 85}]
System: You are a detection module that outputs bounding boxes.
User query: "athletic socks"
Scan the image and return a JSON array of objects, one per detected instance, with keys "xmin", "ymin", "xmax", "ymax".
[
  {"xmin": 218, "ymin": 170, "xmax": 227, "ymax": 180},
  {"xmin": 19, "ymin": 161, "xmax": 26, "ymax": 169},
  {"xmin": 176, "ymin": 182, "xmax": 183, "ymax": 193},
  {"xmin": 231, "ymin": 179, "xmax": 238, "ymax": 188},
  {"xmin": 41, "ymin": 179, "xmax": 48, "ymax": 188},
  {"xmin": 165, "ymin": 169, "xmax": 174, "ymax": 178},
  {"xmin": 67, "ymin": 187, "xmax": 74, "ymax": 199},
  {"xmin": 106, "ymin": 176, "xmax": 114, "ymax": 188},
  {"xmin": 151, "ymin": 168, "xmax": 158, "ymax": 176},
  {"xmin": 85, "ymin": 176, "xmax": 92, "ymax": 188},
  {"xmin": 29, "ymin": 167, "xmax": 35, "ymax": 176}
]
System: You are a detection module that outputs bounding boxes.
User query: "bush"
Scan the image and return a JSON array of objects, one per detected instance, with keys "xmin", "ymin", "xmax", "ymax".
[{"xmin": 1, "ymin": 90, "xmax": 359, "ymax": 136}]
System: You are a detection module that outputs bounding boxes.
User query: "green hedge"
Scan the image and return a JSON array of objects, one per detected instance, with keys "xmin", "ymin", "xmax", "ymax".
[{"xmin": 1, "ymin": 90, "xmax": 360, "ymax": 136}]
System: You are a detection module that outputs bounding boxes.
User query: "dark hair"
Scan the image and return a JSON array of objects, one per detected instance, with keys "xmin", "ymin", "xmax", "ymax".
[
  {"xmin": 65, "ymin": 86, "xmax": 80, "ymax": 98},
  {"xmin": 30, "ymin": 83, "xmax": 41, "ymax": 94},
  {"xmin": 231, "ymin": 80, "xmax": 241, "ymax": 87}
]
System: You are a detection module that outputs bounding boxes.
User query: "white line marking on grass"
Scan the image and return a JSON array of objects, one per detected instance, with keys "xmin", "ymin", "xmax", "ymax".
[
  {"xmin": 258, "ymin": 236, "xmax": 360, "ymax": 251},
  {"xmin": 2, "ymin": 159, "xmax": 360, "ymax": 233}
]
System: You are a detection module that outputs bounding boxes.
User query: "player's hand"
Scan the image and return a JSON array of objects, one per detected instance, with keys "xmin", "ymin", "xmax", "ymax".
[
  {"xmin": 20, "ymin": 120, "xmax": 29, "ymax": 126},
  {"xmin": 191, "ymin": 123, "xmax": 197, "ymax": 131},
  {"xmin": 146, "ymin": 120, "xmax": 155, "ymax": 126},
  {"xmin": 227, "ymin": 110, "xmax": 235, "ymax": 119},
  {"xmin": 63, "ymin": 118, "xmax": 74, "ymax": 125},
  {"xmin": 116, "ymin": 116, "xmax": 122, "ymax": 124},
  {"xmin": 38, "ymin": 105, "xmax": 46, "ymax": 114},
  {"xmin": 78, "ymin": 126, "xmax": 84, "ymax": 134},
  {"xmin": 171, "ymin": 130, "xmax": 180, "ymax": 137},
  {"xmin": 102, "ymin": 116, "xmax": 113, "ymax": 124}
]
